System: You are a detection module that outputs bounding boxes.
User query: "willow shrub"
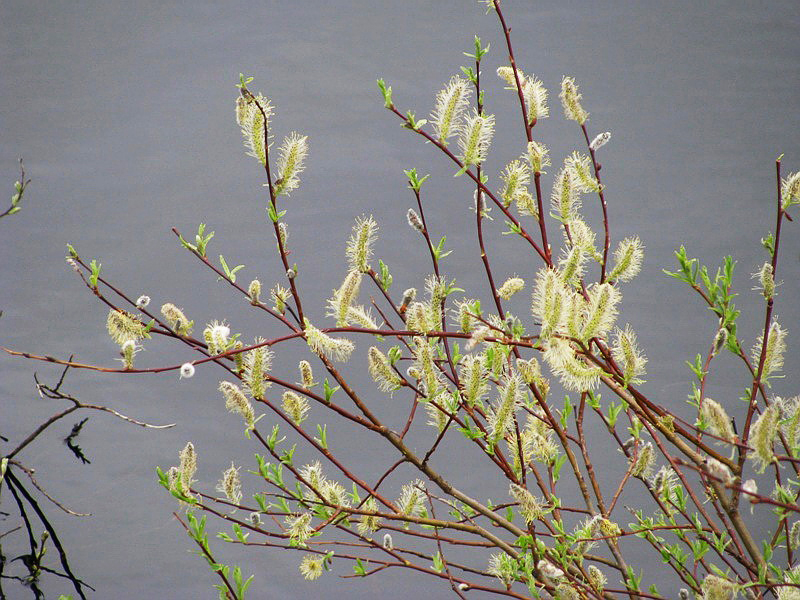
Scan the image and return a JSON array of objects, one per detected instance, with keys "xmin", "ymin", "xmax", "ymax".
[{"xmin": 10, "ymin": 1, "xmax": 800, "ymax": 598}]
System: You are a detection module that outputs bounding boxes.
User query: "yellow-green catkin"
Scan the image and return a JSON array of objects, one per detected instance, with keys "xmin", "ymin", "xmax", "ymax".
[
  {"xmin": 488, "ymin": 553, "xmax": 516, "ymax": 587},
  {"xmin": 243, "ymin": 342, "xmax": 273, "ymax": 400},
  {"xmin": 630, "ymin": 442, "xmax": 655, "ymax": 478},
  {"xmin": 304, "ymin": 318, "xmax": 355, "ymax": 362},
  {"xmin": 406, "ymin": 301, "xmax": 433, "ymax": 334},
  {"xmin": 161, "ymin": 303, "xmax": 193, "ymax": 335},
  {"xmin": 274, "ymin": 132, "xmax": 308, "ymax": 196},
  {"xmin": 413, "ymin": 337, "xmax": 441, "ymax": 399},
  {"xmin": 345, "ymin": 305, "xmax": 378, "ymax": 330},
  {"xmin": 608, "ymin": 237, "xmax": 644, "ymax": 282},
  {"xmin": 551, "ymin": 167, "xmax": 580, "ymax": 224},
  {"xmin": 544, "ymin": 337, "xmax": 602, "ymax": 391},
  {"xmin": 499, "ymin": 160, "xmax": 530, "ymax": 207},
  {"xmin": 237, "ymin": 91, "xmax": 272, "ymax": 166},
  {"xmin": 701, "ymin": 574, "xmax": 739, "ymax": 600},
  {"xmin": 282, "ymin": 391, "xmax": 309, "ymax": 425},
  {"xmin": 458, "ymin": 110, "xmax": 495, "ymax": 167},
  {"xmin": 299, "ymin": 554, "xmax": 325, "ymax": 581},
  {"xmin": 496, "ymin": 66, "xmax": 548, "ymax": 124},
  {"xmin": 526, "ymin": 140, "xmax": 551, "ymax": 174},
  {"xmin": 106, "ymin": 309, "xmax": 147, "ymax": 346},
  {"xmin": 368, "ymin": 346, "xmax": 403, "ymax": 392},
  {"xmin": 179, "ymin": 442, "xmax": 197, "ymax": 493},
  {"xmin": 248, "ymin": 279, "xmax": 261, "ymax": 304},
  {"xmin": 566, "ymin": 292, "xmax": 586, "ymax": 340},
  {"xmin": 431, "ymin": 76, "xmax": 471, "ymax": 143},
  {"xmin": 203, "ymin": 321, "xmax": 230, "ymax": 355},
  {"xmin": 232, "ymin": 341, "xmax": 244, "ymax": 373},
  {"xmin": 700, "ymin": 398, "xmax": 734, "ymax": 443},
  {"xmin": 356, "ymin": 496, "xmax": 382, "ymax": 536},
  {"xmin": 497, "ymin": 277, "xmax": 525, "ymax": 300},
  {"xmin": 559, "ymin": 76, "xmax": 589, "ymax": 124},
  {"xmin": 426, "ymin": 395, "xmax": 450, "ymax": 432},
  {"xmin": 781, "ymin": 171, "xmax": 800, "ymax": 209},
  {"xmin": 398, "ymin": 480, "xmax": 425, "ymax": 518},
  {"xmin": 581, "ymin": 282, "xmax": 620, "ymax": 342},
  {"xmin": 532, "ymin": 268, "xmax": 567, "ymax": 338},
  {"xmin": 459, "ymin": 354, "xmax": 488, "ymax": 408},
  {"xmin": 567, "ymin": 219, "xmax": 598, "ymax": 258},
  {"xmin": 298, "ymin": 360, "xmax": 316, "ymax": 389},
  {"xmin": 271, "ymin": 285, "xmax": 290, "ymax": 314},
  {"xmin": 565, "ymin": 151, "xmax": 600, "ymax": 193},
  {"xmin": 328, "ymin": 270, "xmax": 362, "ymax": 326},
  {"xmin": 216, "ymin": 463, "xmax": 242, "ymax": 505},
  {"xmin": 509, "ymin": 483, "xmax": 544, "ymax": 524},
  {"xmin": 749, "ymin": 403, "xmax": 780, "ymax": 473},
  {"xmin": 488, "ymin": 374, "xmax": 522, "ymax": 448},
  {"xmin": 755, "ymin": 262, "xmax": 775, "ymax": 299},
  {"xmin": 285, "ymin": 512, "xmax": 313, "ymax": 546},
  {"xmin": 425, "ymin": 275, "xmax": 447, "ymax": 330},
  {"xmin": 454, "ymin": 298, "xmax": 480, "ymax": 333},
  {"xmin": 120, "ymin": 340, "xmax": 139, "ymax": 370},
  {"xmin": 612, "ymin": 325, "xmax": 647, "ymax": 385},
  {"xmin": 790, "ymin": 520, "xmax": 800, "ymax": 552},
  {"xmin": 219, "ymin": 381, "xmax": 255, "ymax": 428},
  {"xmin": 781, "ymin": 396, "xmax": 800, "ymax": 453},
  {"xmin": 751, "ymin": 320, "xmax": 787, "ymax": 381},
  {"xmin": 558, "ymin": 245, "xmax": 587, "ymax": 287},
  {"xmin": 346, "ymin": 215, "xmax": 378, "ymax": 273},
  {"xmin": 588, "ymin": 565, "xmax": 606, "ymax": 591}
]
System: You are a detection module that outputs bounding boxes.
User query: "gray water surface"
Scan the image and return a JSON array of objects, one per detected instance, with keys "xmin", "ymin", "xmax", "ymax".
[{"xmin": 2, "ymin": 1, "xmax": 800, "ymax": 598}]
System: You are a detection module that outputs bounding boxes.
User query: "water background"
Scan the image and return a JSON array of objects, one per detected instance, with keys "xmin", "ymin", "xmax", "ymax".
[{"xmin": 2, "ymin": 1, "xmax": 799, "ymax": 597}]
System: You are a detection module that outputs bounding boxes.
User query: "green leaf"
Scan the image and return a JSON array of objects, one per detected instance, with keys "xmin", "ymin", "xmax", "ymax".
[
  {"xmin": 376, "ymin": 79, "xmax": 393, "ymax": 108},
  {"xmin": 219, "ymin": 255, "xmax": 245, "ymax": 283},
  {"xmin": 88, "ymin": 259, "xmax": 101, "ymax": 289}
]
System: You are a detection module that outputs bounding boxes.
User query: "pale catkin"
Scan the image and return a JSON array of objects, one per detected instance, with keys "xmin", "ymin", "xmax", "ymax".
[
  {"xmin": 611, "ymin": 325, "xmax": 647, "ymax": 385},
  {"xmin": 216, "ymin": 463, "xmax": 242, "ymax": 505},
  {"xmin": 106, "ymin": 309, "xmax": 147, "ymax": 346},
  {"xmin": 298, "ymin": 360, "xmax": 316, "ymax": 389},
  {"xmin": 431, "ymin": 76, "xmax": 471, "ymax": 143},
  {"xmin": 608, "ymin": 237, "xmax": 644, "ymax": 282},
  {"xmin": 780, "ymin": 396, "xmax": 800, "ymax": 451},
  {"xmin": 161, "ymin": 303, "xmax": 192, "ymax": 335},
  {"xmin": 243, "ymin": 342, "xmax": 273, "ymax": 400},
  {"xmin": 458, "ymin": 110, "xmax": 495, "ymax": 167},
  {"xmin": 499, "ymin": 160, "xmax": 531, "ymax": 207},
  {"xmin": 526, "ymin": 140, "xmax": 551, "ymax": 174},
  {"xmin": 304, "ymin": 319, "xmax": 355, "ymax": 362},
  {"xmin": 488, "ymin": 374, "xmax": 522, "ymax": 448},
  {"xmin": 346, "ymin": 215, "xmax": 378, "ymax": 273},
  {"xmin": 328, "ymin": 270, "xmax": 362, "ymax": 326},
  {"xmin": 551, "ymin": 167, "xmax": 581, "ymax": 223},
  {"xmin": 459, "ymin": 354, "xmax": 488, "ymax": 407},
  {"xmin": 749, "ymin": 404, "xmax": 780, "ymax": 472},
  {"xmin": 509, "ymin": 483, "xmax": 544, "ymax": 524},
  {"xmin": 274, "ymin": 132, "xmax": 309, "ymax": 196},
  {"xmin": 238, "ymin": 92, "xmax": 272, "ymax": 166},
  {"xmin": 751, "ymin": 320, "xmax": 787, "ymax": 380},
  {"xmin": 532, "ymin": 268, "xmax": 567, "ymax": 338},
  {"xmin": 580, "ymin": 282, "xmax": 620, "ymax": 342},
  {"xmin": 282, "ymin": 391, "xmax": 310, "ymax": 425},
  {"xmin": 497, "ymin": 276, "xmax": 525, "ymax": 300},
  {"xmin": 179, "ymin": 442, "xmax": 197, "ymax": 493},
  {"xmin": 398, "ymin": 480, "xmax": 425, "ymax": 518},
  {"xmin": 219, "ymin": 381, "xmax": 255, "ymax": 428},
  {"xmin": 367, "ymin": 346, "xmax": 403, "ymax": 392},
  {"xmin": 700, "ymin": 398, "xmax": 734, "ymax": 444},
  {"xmin": 565, "ymin": 151, "xmax": 600, "ymax": 193},
  {"xmin": 559, "ymin": 76, "xmax": 589, "ymax": 124}
]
